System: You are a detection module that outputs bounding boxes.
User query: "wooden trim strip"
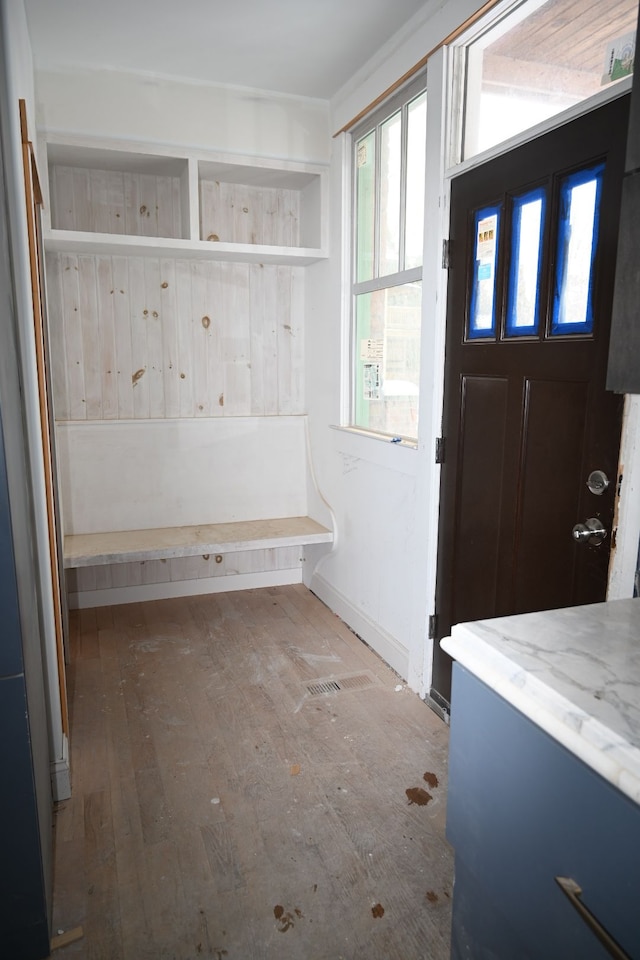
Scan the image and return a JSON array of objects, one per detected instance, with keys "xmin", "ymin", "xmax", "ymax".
[
  {"xmin": 19, "ymin": 97, "xmax": 28, "ymax": 144},
  {"xmin": 51, "ymin": 927, "xmax": 84, "ymax": 950},
  {"xmin": 18, "ymin": 99, "xmax": 69, "ymax": 736},
  {"xmin": 333, "ymin": 0, "xmax": 503, "ymax": 137},
  {"xmin": 333, "ymin": 56, "xmax": 429, "ymax": 138}
]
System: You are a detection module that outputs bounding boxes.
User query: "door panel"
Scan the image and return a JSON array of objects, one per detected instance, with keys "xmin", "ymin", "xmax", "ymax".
[
  {"xmin": 454, "ymin": 376, "xmax": 509, "ymax": 624},
  {"xmin": 432, "ymin": 95, "xmax": 628, "ymax": 706},
  {"xmin": 515, "ymin": 378, "xmax": 587, "ymax": 611}
]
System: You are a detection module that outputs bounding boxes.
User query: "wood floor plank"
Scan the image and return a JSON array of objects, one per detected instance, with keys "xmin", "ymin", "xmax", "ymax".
[
  {"xmin": 50, "ymin": 586, "xmax": 453, "ymax": 959},
  {"xmin": 83, "ymin": 790, "xmax": 123, "ymax": 960}
]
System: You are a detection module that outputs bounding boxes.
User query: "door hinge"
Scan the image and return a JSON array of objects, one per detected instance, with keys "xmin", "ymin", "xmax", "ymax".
[
  {"xmin": 442, "ymin": 239, "xmax": 451, "ymax": 269},
  {"xmin": 428, "ymin": 614, "xmax": 438, "ymax": 640},
  {"xmin": 435, "ymin": 436, "xmax": 445, "ymax": 464}
]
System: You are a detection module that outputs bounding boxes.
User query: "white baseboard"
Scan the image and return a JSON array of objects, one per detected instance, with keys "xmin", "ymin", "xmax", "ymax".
[
  {"xmin": 68, "ymin": 568, "xmax": 303, "ymax": 609},
  {"xmin": 310, "ymin": 571, "xmax": 409, "ymax": 681},
  {"xmin": 51, "ymin": 734, "xmax": 71, "ymax": 801}
]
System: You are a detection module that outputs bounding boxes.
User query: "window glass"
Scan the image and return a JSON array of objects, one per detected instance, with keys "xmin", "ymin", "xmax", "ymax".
[
  {"xmin": 379, "ymin": 111, "xmax": 402, "ymax": 276},
  {"xmin": 405, "ymin": 92, "xmax": 427, "ymax": 269},
  {"xmin": 354, "ymin": 283, "xmax": 422, "ymax": 437},
  {"xmin": 551, "ymin": 163, "xmax": 603, "ymax": 335},
  {"xmin": 355, "ymin": 130, "xmax": 376, "ymax": 282},
  {"xmin": 505, "ymin": 187, "xmax": 545, "ymax": 336},
  {"xmin": 351, "ymin": 75, "xmax": 426, "ymax": 440},
  {"xmin": 461, "ymin": 0, "xmax": 636, "ymax": 161},
  {"xmin": 468, "ymin": 205, "xmax": 501, "ymax": 339}
]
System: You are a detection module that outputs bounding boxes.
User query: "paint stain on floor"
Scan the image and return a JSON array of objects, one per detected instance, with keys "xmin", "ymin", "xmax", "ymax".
[
  {"xmin": 406, "ymin": 786, "xmax": 432, "ymax": 806},
  {"xmin": 273, "ymin": 904, "xmax": 303, "ymax": 932}
]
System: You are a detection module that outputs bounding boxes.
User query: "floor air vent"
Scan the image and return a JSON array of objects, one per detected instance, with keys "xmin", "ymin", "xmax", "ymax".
[
  {"xmin": 307, "ymin": 680, "xmax": 342, "ymax": 696},
  {"xmin": 305, "ymin": 673, "xmax": 377, "ymax": 697},
  {"xmin": 339, "ymin": 673, "xmax": 375, "ymax": 691}
]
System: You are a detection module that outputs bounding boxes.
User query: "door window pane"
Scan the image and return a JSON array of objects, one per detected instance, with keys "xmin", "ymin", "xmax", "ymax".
[
  {"xmin": 379, "ymin": 111, "xmax": 402, "ymax": 276},
  {"xmin": 551, "ymin": 163, "xmax": 604, "ymax": 335},
  {"xmin": 405, "ymin": 92, "xmax": 427, "ymax": 269},
  {"xmin": 355, "ymin": 282, "xmax": 421, "ymax": 439},
  {"xmin": 469, "ymin": 205, "xmax": 501, "ymax": 339},
  {"xmin": 355, "ymin": 131, "xmax": 376, "ymax": 282},
  {"xmin": 506, "ymin": 187, "xmax": 545, "ymax": 336}
]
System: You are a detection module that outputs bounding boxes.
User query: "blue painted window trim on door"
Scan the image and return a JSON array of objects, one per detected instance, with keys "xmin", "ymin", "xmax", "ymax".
[
  {"xmin": 550, "ymin": 163, "xmax": 604, "ymax": 337},
  {"xmin": 505, "ymin": 187, "xmax": 546, "ymax": 337},
  {"xmin": 468, "ymin": 203, "xmax": 501, "ymax": 340}
]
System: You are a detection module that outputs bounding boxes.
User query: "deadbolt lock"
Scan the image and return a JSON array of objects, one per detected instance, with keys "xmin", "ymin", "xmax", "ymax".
[
  {"xmin": 572, "ymin": 517, "xmax": 607, "ymax": 546},
  {"xmin": 586, "ymin": 470, "xmax": 609, "ymax": 496}
]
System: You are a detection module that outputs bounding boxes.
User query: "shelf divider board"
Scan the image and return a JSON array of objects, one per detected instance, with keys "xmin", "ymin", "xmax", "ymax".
[{"xmin": 186, "ymin": 157, "xmax": 199, "ymax": 241}]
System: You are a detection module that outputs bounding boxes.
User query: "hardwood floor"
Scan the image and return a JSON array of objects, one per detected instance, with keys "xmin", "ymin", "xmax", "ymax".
[{"xmin": 50, "ymin": 585, "xmax": 453, "ymax": 960}]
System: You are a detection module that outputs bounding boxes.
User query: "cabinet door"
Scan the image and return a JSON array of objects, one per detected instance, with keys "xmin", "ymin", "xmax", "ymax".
[{"xmin": 447, "ymin": 664, "xmax": 640, "ymax": 960}]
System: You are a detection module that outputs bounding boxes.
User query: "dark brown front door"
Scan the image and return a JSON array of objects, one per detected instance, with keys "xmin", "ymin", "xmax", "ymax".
[{"xmin": 431, "ymin": 94, "xmax": 628, "ymax": 707}]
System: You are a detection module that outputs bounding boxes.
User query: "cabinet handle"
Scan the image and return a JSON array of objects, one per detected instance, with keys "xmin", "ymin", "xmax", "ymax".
[{"xmin": 555, "ymin": 876, "xmax": 631, "ymax": 960}]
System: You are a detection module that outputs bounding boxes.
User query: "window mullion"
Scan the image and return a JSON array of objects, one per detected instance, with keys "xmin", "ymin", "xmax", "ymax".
[
  {"xmin": 354, "ymin": 266, "xmax": 423, "ymax": 297},
  {"xmin": 374, "ymin": 124, "xmax": 381, "ymax": 279},
  {"xmin": 399, "ymin": 103, "xmax": 408, "ymax": 272}
]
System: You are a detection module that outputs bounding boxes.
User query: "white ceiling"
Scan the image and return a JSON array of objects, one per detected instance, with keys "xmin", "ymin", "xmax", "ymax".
[{"xmin": 23, "ymin": 0, "xmax": 429, "ymax": 100}]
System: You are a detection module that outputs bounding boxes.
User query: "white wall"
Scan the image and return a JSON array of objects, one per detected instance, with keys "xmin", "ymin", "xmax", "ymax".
[
  {"xmin": 34, "ymin": 66, "xmax": 330, "ymax": 164},
  {"xmin": 57, "ymin": 417, "xmax": 309, "ymax": 533}
]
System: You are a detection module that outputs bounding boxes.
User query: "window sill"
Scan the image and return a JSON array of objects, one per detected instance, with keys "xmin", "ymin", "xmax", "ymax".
[
  {"xmin": 330, "ymin": 425, "xmax": 418, "ymax": 476},
  {"xmin": 331, "ymin": 424, "xmax": 417, "ymax": 447}
]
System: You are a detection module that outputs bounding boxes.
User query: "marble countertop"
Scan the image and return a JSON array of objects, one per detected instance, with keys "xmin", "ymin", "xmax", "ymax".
[{"xmin": 441, "ymin": 598, "xmax": 640, "ymax": 806}]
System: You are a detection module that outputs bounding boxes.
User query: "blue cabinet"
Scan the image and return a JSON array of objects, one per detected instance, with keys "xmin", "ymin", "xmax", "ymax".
[{"xmin": 447, "ymin": 664, "xmax": 640, "ymax": 959}]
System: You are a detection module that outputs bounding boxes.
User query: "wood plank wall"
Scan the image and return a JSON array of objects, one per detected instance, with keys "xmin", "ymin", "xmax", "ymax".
[
  {"xmin": 50, "ymin": 166, "xmax": 184, "ymax": 239},
  {"xmin": 66, "ymin": 546, "xmax": 303, "ymax": 596},
  {"xmin": 46, "ymin": 254, "xmax": 305, "ymax": 421},
  {"xmin": 199, "ymin": 180, "xmax": 300, "ymax": 245}
]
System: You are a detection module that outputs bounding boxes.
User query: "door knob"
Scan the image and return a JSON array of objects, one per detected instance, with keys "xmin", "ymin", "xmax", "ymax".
[{"xmin": 572, "ymin": 518, "xmax": 607, "ymax": 545}]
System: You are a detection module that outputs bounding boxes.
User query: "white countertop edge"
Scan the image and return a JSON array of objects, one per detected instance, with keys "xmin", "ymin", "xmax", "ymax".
[{"xmin": 441, "ymin": 630, "xmax": 640, "ymax": 806}]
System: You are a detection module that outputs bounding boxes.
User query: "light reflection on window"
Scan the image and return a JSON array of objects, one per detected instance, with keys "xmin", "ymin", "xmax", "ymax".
[
  {"xmin": 405, "ymin": 92, "xmax": 427, "ymax": 269},
  {"xmin": 468, "ymin": 205, "xmax": 500, "ymax": 339},
  {"xmin": 461, "ymin": 0, "xmax": 637, "ymax": 161},
  {"xmin": 506, "ymin": 188, "xmax": 545, "ymax": 336},
  {"xmin": 355, "ymin": 130, "xmax": 375, "ymax": 282},
  {"xmin": 551, "ymin": 164, "xmax": 603, "ymax": 335},
  {"xmin": 355, "ymin": 283, "xmax": 422, "ymax": 438}
]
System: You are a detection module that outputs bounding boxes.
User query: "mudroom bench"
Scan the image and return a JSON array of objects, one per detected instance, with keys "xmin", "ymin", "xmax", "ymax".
[
  {"xmin": 57, "ymin": 416, "xmax": 333, "ymax": 607},
  {"xmin": 63, "ymin": 516, "xmax": 333, "ymax": 568}
]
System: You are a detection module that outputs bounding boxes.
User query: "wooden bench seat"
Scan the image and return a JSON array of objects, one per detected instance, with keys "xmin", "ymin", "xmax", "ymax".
[{"xmin": 64, "ymin": 516, "xmax": 333, "ymax": 569}]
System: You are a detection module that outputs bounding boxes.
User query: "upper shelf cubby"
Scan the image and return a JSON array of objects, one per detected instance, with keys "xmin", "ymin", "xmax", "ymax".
[
  {"xmin": 42, "ymin": 137, "xmax": 328, "ymax": 265},
  {"xmin": 198, "ymin": 159, "xmax": 323, "ymax": 250},
  {"xmin": 47, "ymin": 143, "xmax": 190, "ymax": 240}
]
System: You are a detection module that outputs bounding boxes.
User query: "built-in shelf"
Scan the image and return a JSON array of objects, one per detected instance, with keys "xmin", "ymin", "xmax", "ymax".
[
  {"xmin": 64, "ymin": 517, "xmax": 334, "ymax": 568},
  {"xmin": 44, "ymin": 229, "xmax": 326, "ymax": 265},
  {"xmin": 42, "ymin": 136, "xmax": 328, "ymax": 265}
]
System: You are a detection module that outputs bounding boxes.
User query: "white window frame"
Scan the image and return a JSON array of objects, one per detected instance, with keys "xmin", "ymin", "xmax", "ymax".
[{"xmin": 348, "ymin": 72, "xmax": 427, "ymax": 441}]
